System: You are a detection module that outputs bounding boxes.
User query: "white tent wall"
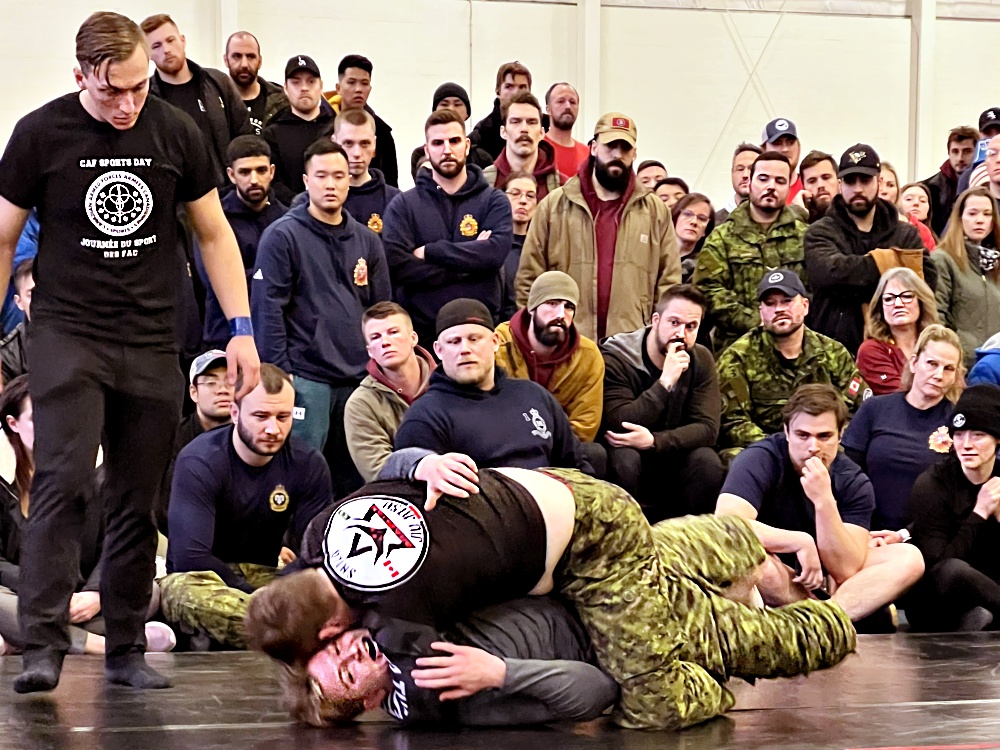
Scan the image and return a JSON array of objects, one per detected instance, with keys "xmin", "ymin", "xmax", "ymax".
[{"xmin": 0, "ymin": 0, "xmax": 990, "ymax": 201}]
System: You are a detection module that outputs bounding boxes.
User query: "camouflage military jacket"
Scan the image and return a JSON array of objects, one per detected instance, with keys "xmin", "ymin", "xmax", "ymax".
[
  {"xmin": 693, "ymin": 202, "xmax": 808, "ymax": 352},
  {"xmin": 717, "ymin": 326, "xmax": 867, "ymax": 449}
]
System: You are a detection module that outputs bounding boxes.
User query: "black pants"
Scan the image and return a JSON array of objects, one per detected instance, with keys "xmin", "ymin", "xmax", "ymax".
[
  {"xmin": 906, "ymin": 558, "xmax": 1000, "ymax": 632},
  {"xmin": 19, "ymin": 327, "xmax": 181, "ymax": 659},
  {"xmin": 608, "ymin": 445, "xmax": 724, "ymax": 522}
]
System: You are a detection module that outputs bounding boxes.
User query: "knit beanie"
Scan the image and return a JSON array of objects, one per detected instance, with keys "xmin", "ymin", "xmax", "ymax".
[
  {"xmin": 432, "ymin": 83, "xmax": 472, "ymax": 120},
  {"xmin": 435, "ymin": 298, "xmax": 494, "ymax": 338},
  {"xmin": 949, "ymin": 384, "xmax": 1000, "ymax": 439},
  {"xmin": 527, "ymin": 271, "xmax": 580, "ymax": 312}
]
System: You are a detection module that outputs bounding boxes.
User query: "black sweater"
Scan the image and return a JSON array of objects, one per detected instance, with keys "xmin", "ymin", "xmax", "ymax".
[
  {"xmin": 804, "ymin": 195, "xmax": 936, "ymax": 354},
  {"xmin": 600, "ymin": 328, "xmax": 720, "ymax": 452},
  {"xmin": 909, "ymin": 456, "xmax": 1000, "ymax": 576}
]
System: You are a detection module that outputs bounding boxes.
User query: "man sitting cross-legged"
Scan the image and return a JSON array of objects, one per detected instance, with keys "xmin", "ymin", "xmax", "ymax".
[{"xmin": 716, "ymin": 383, "xmax": 925, "ymax": 632}]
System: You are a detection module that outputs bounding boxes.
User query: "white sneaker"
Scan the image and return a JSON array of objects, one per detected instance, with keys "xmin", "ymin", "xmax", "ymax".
[
  {"xmin": 0, "ymin": 633, "xmax": 9, "ymax": 656},
  {"xmin": 145, "ymin": 621, "xmax": 177, "ymax": 653}
]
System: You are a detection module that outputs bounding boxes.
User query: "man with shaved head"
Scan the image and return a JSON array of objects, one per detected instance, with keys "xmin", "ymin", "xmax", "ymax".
[{"xmin": 223, "ymin": 30, "xmax": 288, "ymax": 136}]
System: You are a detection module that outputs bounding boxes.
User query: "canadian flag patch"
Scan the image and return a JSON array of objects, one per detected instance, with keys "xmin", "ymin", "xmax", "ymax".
[
  {"xmin": 847, "ymin": 377, "xmax": 861, "ymax": 397},
  {"xmin": 612, "ymin": 117, "xmax": 629, "ymax": 128}
]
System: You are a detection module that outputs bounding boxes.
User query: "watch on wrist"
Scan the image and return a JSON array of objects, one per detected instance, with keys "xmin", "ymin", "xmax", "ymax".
[{"xmin": 229, "ymin": 316, "xmax": 253, "ymax": 338}]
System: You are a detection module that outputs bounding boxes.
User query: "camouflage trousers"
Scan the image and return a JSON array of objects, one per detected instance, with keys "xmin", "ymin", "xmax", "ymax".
[
  {"xmin": 543, "ymin": 469, "xmax": 857, "ymax": 731},
  {"xmin": 159, "ymin": 564, "xmax": 278, "ymax": 649}
]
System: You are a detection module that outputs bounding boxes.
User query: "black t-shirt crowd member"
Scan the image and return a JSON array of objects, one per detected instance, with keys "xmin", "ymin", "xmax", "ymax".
[
  {"xmin": 245, "ymin": 87, "xmax": 268, "ymax": 136},
  {"xmin": 0, "ymin": 93, "xmax": 216, "ymax": 345},
  {"xmin": 0, "ymin": 89, "xmax": 219, "ymax": 693}
]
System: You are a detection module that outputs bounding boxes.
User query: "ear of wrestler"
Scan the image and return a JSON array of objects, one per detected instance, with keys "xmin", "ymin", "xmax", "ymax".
[{"xmin": 414, "ymin": 453, "xmax": 480, "ymax": 511}]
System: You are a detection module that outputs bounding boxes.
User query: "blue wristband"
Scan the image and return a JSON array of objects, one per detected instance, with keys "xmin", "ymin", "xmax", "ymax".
[{"xmin": 229, "ymin": 317, "xmax": 253, "ymax": 337}]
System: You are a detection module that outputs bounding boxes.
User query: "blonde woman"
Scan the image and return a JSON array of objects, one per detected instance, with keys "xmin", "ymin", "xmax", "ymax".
[
  {"xmin": 856, "ymin": 268, "xmax": 939, "ymax": 395},
  {"xmin": 933, "ymin": 186, "xmax": 1000, "ymax": 369},
  {"xmin": 843, "ymin": 324, "xmax": 964, "ymax": 532}
]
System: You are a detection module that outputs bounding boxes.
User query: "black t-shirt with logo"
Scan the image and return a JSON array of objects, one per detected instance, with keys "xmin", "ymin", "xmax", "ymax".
[
  {"xmin": 166, "ymin": 425, "xmax": 332, "ymax": 590},
  {"xmin": 298, "ymin": 469, "xmax": 548, "ymax": 629},
  {"xmin": 0, "ymin": 93, "xmax": 217, "ymax": 346},
  {"xmin": 245, "ymin": 86, "xmax": 268, "ymax": 136}
]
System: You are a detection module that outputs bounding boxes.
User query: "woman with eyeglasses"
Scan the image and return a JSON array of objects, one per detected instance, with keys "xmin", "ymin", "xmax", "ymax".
[
  {"xmin": 856, "ymin": 268, "xmax": 940, "ymax": 395},
  {"xmin": 933, "ymin": 186, "xmax": 1000, "ymax": 370},
  {"xmin": 670, "ymin": 192, "xmax": 715, "ymax": 283}
]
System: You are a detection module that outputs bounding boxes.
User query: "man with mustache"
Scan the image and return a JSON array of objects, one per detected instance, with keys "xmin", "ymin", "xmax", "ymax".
[
  {"xmin": 483, "ymin": 91, "xmax": 562, "ymax": 200},
  {"xmin": 798, "ymin": 150, "xmax": 840, "ymax": 224},
  {"xmin": 716, "ymin": 269, "xmax": 867, "ymax": 456},
  {"xmin": 495, "ymin": 272, "xmax": 605, "ymax": 467},
  {"xmin": 159, "ymin": 364, "xmax": 332, "ymax": 650},
  {"xmin": 805, "ymin": 144, "xmax": 935, "ymax": 355},
  {"xmin": 195, "ymin": 136, "xmax": 288, "ymax": 351},
  {"xmin": 715, "ymin": 143, "xmax": 761, "ymax": 224},
  {"xmin": 223, "ymin": 31, "xmax": 287, "ymax": 136},
  {"xmin": 142, "ymin": 14, "xmax": 252, "ymax": 189},
  {"xmin": 516, "ymin": 113, "xmax": 681, "ymax": 341},
  {"xmin": 382, "ymin": 109, "xmax": 513, "ymax": 350},
  {"xmin": 601, "ymin": 284, "xmax": 723, "ymax": 520},
  {"xmin": 694, "ymin": 152, "xmax": 808, "ymax": 353}
]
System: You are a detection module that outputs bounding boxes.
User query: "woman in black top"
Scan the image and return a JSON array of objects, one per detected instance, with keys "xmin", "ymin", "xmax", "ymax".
[{"xmin": 0, "ymin": 376, "xmax": 174, "ymax": 655}]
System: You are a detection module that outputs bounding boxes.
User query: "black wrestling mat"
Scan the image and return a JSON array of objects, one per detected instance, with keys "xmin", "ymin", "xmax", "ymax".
[{"xmin": 4, "ymin": 636, "xmax": 1000, "ymax": 750}]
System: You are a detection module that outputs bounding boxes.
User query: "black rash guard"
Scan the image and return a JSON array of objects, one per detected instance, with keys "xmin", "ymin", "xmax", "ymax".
[{"xmin": 299, "ymin": 469, "xmax": 547, "ymax": 629}]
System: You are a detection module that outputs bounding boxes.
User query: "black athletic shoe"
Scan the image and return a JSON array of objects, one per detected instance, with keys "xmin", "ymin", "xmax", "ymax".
[{"xmin": 854, "ymin": 604, "xmax": 898, "ymax": 634}]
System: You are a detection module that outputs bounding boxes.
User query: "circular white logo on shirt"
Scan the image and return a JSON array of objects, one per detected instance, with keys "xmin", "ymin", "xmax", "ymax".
[
  {"xmin": 85, "ymin": 171, "xmax": 153, "ymax": 237},
  {"xmin": 953, "ymin": 413, "xmax": 967, "ymax": 428},
  {"xmin": 768, "ymin": 272, "xmax": 784, "ymax": 283},
  {"xmin": 322, "ymin": 495, "xmax": 429, "ymax": 591}
]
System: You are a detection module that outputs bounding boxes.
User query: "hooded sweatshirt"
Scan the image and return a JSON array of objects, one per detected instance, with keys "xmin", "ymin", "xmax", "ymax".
[
  {"xmin": 195, "ymin": 187, "xmax": 288, "ymax": 347},
  {"xmin": 804, "ymin": 195, "xmax": 935, "ymax": 355},
  {"xmin": 251, "ymin": 205, "xmax": 391, "ymax": 383},
  {"xmin": 381, "ymin": 164, "xmax": 513, "ymax": 339},
  {"xmin": 968, "ymin": 331, "xmax": 1000, "ymax": 387},
  {"xmin": 485, "ymin": 139, "xmax": 562, "ymax": 200},
  {"xmin": 343, "ymin": 167, "xmax": 400, "ymax": 235},
  {"xmin": 600, "ymin": 328, "xmax": 720, "ymax": 452},
  {"xmin": 394, "ymin": 367, "xmax": 590, "ymax": 473},
  {"xmin": 263, "ymin": 99, "xmax": 336, "ymax": 203}
]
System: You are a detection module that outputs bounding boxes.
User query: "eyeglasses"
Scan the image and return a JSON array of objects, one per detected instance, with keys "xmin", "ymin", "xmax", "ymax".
[
  {"xmin": 506, "ymin": 189, "xmax": 537, "ymax": 202},
  {"xmin": 679, "ymin": 209, "xmax": 710, "ymax": 226},
  {"xmin": 882, "ymin": 291, "xmax": 916, "ymax": 306},
  {"xmin": 196, "ymin": 376, "xmax": 225, "ymax": 389}
]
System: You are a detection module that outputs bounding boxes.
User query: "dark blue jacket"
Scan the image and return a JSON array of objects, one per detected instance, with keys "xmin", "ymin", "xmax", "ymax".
[
  {"xmin": 394, "ymin": 367, "xmax": 590, "ymax": 473},
  {"xmin": 196, "ymin": 188, "xmax": 287, "ymax": 347},
  {"xmin": 968, "ymin": 335, "xmax": 1000, "ymax": 387},
  {"xmin": 381, "ymin": 164, "xmax": 512, "ymax": 335},
  {"xmin": 344, "ymin": 168, "xmax": 400, "ymax": 235},
  {"xmin": 251, "ymin": 204, "xmax": 391, "ymax": 383}
]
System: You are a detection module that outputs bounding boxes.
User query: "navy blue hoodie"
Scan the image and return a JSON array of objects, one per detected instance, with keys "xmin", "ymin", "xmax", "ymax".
[
  {"xmin": 195, "ymin": 188, "xmax": 288, "ymax": 347},
  {"xmin": 381, "ymin": 164, "xmax": 512, "ymax": 338},
  {"xmin": 394, "ymin": 367, "xmax": 590, "ymax": 473},
  {"xmin": 251, "ymin": 204, "xmax": 391, "ymax": 383},
  {"xmin": 343, "ymin": 167, "xmax": 400, "ymax": 235}
]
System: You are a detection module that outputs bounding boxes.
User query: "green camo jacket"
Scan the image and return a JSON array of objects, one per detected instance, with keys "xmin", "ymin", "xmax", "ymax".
[
  {"xmin": 693, "ymin": 202, "xmax": 808, "ymax": 352},
  {"xmin": 717, "ymin": 326, "xmax": 867, "ymax": 450}
]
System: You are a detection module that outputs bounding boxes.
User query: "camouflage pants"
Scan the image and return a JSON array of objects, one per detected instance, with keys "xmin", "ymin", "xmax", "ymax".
[
  {"xmin": 544, "ymin": 469, "xmax": 857, "ymax": 731},
  {"xmin": 159, "ymin": 564, "xmax": 278, "ymax": 649}
]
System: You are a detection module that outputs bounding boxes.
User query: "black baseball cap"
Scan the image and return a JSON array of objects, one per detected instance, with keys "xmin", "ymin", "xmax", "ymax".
[
  {"xmin": 980, "ymin": 108, "xmax": 1000, "ymax": 133},
  {"xmin": 762, "ymin": 118, "xmax": 797, "ymax": 145},
  {"xmin": 838, "ymin": 143, "xmax": 881, "ymax": 178},
  {"xmin": 758, "ymin": 269, "xmax": 809, "ymax": 301},
  {"xmin": 285, "ymin": 54, "xmax": 321, "ymax": 80}
]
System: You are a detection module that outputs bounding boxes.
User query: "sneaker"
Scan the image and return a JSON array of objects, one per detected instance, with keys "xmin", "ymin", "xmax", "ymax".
[
  {"xmin": 0, "ymin": 633, "xmax": 9, "ymax": 656},
  {"xmin": 144, "ymin": 622, "xmax": 177, "ymax": 653},
  {"xmin": 957, "ymin": 606, "xmax": 994, "ymax": 632}
]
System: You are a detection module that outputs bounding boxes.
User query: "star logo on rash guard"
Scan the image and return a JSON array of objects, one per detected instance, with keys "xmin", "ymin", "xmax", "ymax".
[
  {"xmin": 322, "ymin": 495, "xmax": 429, "ymax": 591},
  {"xmin": 85, "ymin": 171, "xmax": 153, "ymax": 237}
]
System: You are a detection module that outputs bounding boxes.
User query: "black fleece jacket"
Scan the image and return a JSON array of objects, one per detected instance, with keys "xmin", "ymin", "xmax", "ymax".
[{"xmin": 804, "ymin": 195, "xmax": 936, "ymax": 354}]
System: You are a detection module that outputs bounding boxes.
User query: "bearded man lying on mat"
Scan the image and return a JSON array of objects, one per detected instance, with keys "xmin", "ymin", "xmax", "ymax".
[{"xmin": 245, "ymin": 449, "xmax": 856, "ymax": 730}]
